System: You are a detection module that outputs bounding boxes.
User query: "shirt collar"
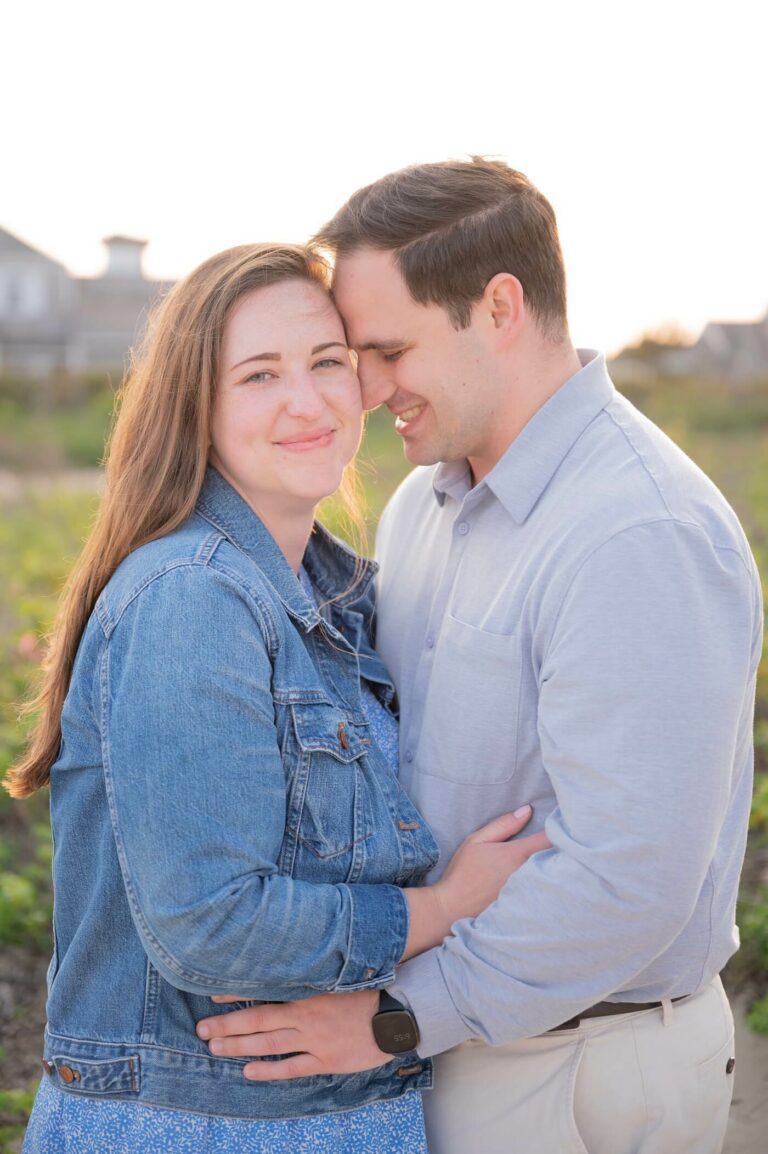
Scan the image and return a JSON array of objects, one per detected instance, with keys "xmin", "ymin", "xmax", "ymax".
[
  {"xmin": 432, "ymin": 350, "xmax": 615, "ymax": 524},
  {"xmin": 195, "ymin": 467, "xmax": 376, "ymax": 628}
]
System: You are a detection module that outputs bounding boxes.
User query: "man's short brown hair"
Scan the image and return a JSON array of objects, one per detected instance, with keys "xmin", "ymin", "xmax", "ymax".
[{"xmin": 314, "ymin": 157, "xmax": 568, "ymax": 333}]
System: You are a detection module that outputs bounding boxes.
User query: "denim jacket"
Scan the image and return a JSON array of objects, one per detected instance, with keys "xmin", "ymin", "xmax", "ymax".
[{"xmin": 42, "ymin": 468, "xmax": 438, "ymax": 1119}]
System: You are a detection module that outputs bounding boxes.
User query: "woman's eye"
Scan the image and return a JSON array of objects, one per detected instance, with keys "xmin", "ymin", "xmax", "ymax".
[
  {"xmin": 245, "ymin": 371, "xmax": 275, "ymax": 384},
  {"xmin": 313, "ymin": 358, "xmax": 342, "ymax": 369}
]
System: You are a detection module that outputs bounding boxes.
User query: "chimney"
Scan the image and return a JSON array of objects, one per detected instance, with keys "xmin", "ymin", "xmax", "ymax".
[{"xmin": 102, "ymin": 236, "xmax": 147, "ymax": 279}]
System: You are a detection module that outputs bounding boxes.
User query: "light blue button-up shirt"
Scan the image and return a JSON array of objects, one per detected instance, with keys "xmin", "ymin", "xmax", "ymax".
[{"xmin": 379, "ymin": 352, "xmax": 763, "ymax": 1056}]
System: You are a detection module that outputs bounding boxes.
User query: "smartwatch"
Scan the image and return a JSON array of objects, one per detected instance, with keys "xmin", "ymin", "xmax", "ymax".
[{"xmin": 372, "ymin": 990, "xmax": 420, "ymax": 1055}]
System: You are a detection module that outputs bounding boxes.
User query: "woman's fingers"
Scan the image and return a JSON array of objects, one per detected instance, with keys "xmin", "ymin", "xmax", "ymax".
[
  {"xmin": 466, "ymin": 804, "xmax": 533, "ymax": 843},
  {"xmin": 512, "ymin": 830, "xmax": 552, "ymax": 859}
]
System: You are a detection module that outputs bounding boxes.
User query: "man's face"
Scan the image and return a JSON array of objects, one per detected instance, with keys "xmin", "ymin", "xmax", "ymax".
[{"xmin": 332, "ymin": 248, "xmax": 505, "ymax": 479}]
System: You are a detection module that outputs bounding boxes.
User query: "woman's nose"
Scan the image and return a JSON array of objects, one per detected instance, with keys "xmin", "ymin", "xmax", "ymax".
[{"xmin": 285, "ymin": 375, "xmax": 326, "ymax": 418}]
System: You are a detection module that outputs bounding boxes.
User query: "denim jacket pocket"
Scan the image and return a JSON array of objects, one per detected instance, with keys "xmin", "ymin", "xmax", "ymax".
[{"xmin": 290, "ymin": 703, "xmax": 373, "ymax": 870}]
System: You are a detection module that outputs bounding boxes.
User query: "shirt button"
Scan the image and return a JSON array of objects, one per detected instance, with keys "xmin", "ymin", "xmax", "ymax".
[
  {"xmin": 457, "ymin": 521, "xmax": 470, "ymax": 536},
  {"xmin": 425, "ymin": 634, "xmax": 434, "ymax": 649},
  {"xmin": 405, "ymin": 750, "xmax": 414, "ymax": 763}
]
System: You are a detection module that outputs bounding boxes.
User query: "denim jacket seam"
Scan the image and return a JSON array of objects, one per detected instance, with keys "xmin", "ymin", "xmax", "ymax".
[
  {"xmin": 95, "ymin": 550, "xmax": 223, "ymax": 638},
  {"xmin": 98, "ymin": 552, "xmax": 279, "ymax": 660},
  {"xmin": 205, "ymin": 555, "xmax": 281, "ymax": 657}
]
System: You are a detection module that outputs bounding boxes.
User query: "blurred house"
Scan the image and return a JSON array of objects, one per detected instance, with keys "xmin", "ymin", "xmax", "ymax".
[
  {"xmin": 0, "ymin": 228, "xmax": 171, "ymax": 375},
  {"xmin": 610, "ymin": 310, "xmax": 768, "ymax": 385},
  {"xmin": 685, "ymin": 315, "xmax": 768, "ymax": 380}
]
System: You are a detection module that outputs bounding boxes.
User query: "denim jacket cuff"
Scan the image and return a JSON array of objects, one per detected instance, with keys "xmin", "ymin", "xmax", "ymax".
[
  {"xmin": 388, "ymin": 948, "xmax": 473, "ymax": 1057},
  {"xmin": 336, "ymin": 884, "xmax": 409, "ymax": 989}
]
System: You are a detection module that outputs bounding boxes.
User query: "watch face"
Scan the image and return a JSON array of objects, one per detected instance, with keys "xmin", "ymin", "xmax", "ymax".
[{"xmin": 373, "ymin": 1009, "xmax": 420, "ymax": 1055}]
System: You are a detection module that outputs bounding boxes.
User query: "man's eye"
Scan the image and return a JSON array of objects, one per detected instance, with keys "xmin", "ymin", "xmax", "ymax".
[{"xmin": 382, "ymin": 350, "xmax": 404, "ymax": 363}]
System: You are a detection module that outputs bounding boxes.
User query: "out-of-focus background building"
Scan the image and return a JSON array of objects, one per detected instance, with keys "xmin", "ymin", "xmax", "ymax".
[
  {"xmin": 0, "ymin": 228, "xmax": 169, "ymax": 375},
  {"xmin": 2, "ymin": 223, "xmax": 765, "ymax": 386}
]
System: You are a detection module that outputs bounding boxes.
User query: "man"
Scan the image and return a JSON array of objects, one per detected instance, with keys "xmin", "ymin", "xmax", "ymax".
[{"xmin": 198, "ymin": 159, "xmax": 763, "ymax": 1153}]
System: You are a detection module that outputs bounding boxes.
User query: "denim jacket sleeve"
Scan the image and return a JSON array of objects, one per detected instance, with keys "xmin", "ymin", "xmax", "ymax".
[{"xmin": 98, "ymin": 562, "xmax": 408, "ymax": 998}]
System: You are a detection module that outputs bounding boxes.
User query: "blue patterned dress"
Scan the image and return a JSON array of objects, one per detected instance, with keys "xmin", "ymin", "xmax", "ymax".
[{"xmin": 22, "ymin": 569, "xmax": 427, "ymax": 1154}]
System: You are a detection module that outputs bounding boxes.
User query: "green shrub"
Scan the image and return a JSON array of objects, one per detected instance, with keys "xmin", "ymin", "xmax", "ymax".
[
  {"xmin": 0, "ymin": 1083, "xmax": 38, "ymax": 1151},
  {"xmin": 746, "ymin": 992, "xmax": 768, "ymax": 1034}
]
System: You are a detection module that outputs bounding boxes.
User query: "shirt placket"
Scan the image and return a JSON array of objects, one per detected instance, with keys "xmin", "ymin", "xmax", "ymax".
[{"xmin": 399, "ymin": 489, "xmax": 484, "ymax": 794}]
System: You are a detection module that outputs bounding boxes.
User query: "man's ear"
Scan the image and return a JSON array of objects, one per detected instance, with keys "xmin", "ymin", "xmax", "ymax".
[{"xmin": 482, "ymin": 273, "xmax": 525, "ymax": 342}]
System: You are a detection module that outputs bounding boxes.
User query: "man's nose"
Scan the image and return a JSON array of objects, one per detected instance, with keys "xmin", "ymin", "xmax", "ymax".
[{"xmin": 358, "ymin": 361, "xmax": 396, "ymax": 411}]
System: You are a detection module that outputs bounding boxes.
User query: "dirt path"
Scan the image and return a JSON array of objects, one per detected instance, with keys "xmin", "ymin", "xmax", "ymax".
[{"xmin": 724, "ymin": 996, "xmax": 768, "ymax": 1153}]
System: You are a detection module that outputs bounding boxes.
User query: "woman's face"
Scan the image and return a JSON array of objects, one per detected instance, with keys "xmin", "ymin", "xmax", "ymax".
[{"xmin": 210, "ymin": 280, "xmax": 363, "ymax": 520}]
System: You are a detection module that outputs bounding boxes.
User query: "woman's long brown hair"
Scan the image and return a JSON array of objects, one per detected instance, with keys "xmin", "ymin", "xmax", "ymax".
[{"xmin": 4, "ymin": 244, "xmax": 343, "ymax": 798}]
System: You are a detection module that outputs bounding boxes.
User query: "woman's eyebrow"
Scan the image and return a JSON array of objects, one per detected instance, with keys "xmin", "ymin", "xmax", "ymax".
[{"xmin": 230, "ymin": 342, "xmax": 347, "ymax": 371}]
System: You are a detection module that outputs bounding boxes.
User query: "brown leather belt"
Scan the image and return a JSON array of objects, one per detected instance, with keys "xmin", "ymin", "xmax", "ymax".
[{"xmin": 550, "ymin": 996, "xmax": 688, "ymax": 1032}]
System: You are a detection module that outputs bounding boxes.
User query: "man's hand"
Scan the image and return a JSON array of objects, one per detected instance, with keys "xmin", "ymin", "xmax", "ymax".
[{"xmin": 196, "ymin": 989, "xmax": 392, "ymax": 1080}]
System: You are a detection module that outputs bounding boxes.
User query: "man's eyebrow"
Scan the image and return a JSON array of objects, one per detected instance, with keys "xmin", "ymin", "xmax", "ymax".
[
  {"xmin": 230, "ymin": 342, "xmax": 347, "ymax": 371},
  {"xmin": 356, "ymin": 339, "xmax": 405, "ymax": 352}
]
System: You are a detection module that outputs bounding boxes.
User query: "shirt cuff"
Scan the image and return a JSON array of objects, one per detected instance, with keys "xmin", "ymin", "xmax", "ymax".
[
  {"xmin": 336, "ymin": 884, "xmax": 409, "ymax": 990},
  {"xmin": 388, "ymin": 948, "xmax": 473, "ymax": 1057}
]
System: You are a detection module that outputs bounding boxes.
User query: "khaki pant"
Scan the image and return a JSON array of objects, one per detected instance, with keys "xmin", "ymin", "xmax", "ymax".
[{"xmin": 423, "ymin": 977, "xmax": 735, "ymax": 1154}]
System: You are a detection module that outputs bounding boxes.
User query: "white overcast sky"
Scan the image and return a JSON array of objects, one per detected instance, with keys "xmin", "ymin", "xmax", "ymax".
[{"xmin": 3, "ymin": 0, "xmax": 766, "ymax": 353}]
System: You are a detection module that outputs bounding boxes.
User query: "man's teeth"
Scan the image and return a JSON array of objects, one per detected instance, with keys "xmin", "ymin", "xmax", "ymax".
[{"xmin": 395, "ymin": 406, "xmax": 425, "ymax": 427}]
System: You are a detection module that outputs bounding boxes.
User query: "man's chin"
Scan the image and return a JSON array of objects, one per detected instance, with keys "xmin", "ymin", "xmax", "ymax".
[{"xmin": 401, "ymin": 439, "xmax": 441, "ymax": 468}]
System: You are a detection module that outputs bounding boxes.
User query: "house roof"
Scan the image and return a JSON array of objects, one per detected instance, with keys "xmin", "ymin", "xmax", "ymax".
[{"xmin": 0, "ymin": 226, "xmax": 65, "ymax": 267}]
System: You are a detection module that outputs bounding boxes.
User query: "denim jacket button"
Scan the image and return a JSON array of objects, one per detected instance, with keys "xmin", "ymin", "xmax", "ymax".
[
  {"xmin": 58, "ymin": 1065, "xmax": 79, "ymax": 1084},
  {"xmin": 42, "ymin": 1060, "xmax": 54, "ymax": 1076}
]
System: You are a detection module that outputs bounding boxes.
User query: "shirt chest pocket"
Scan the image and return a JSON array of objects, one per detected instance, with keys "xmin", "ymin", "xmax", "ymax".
[
  {"xmin": 415, "ymin": 614, "xmax": 523, "ymax": 785},
  {"xmin": 289, "ymin": 703, "xmax": 373, "ymax": 876}
]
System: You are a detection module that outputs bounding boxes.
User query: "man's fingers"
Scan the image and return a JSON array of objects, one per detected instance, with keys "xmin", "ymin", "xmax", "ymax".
[
  {"xmin": 243, "ymin": 1053, "xmax": 323, "ymax": 1081},
  {"xmin": 197, "ymin": 1003, "xmax": 288, "ymax": 1041},
  {"xmin": 468, "ymin": 805, "xmax": 533, "ymax": 843},
  {"xmin": 208, "ymin": 1029, "xmax": 299, "ymax": 1059}
]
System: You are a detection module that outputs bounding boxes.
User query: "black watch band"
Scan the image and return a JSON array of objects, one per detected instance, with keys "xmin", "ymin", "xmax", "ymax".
[{"xmin": 372, "ymin": 990, "xmax": 420, "ymax": 1055}]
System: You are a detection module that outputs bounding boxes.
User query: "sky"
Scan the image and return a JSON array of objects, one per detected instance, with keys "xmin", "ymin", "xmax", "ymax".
[{"xmin": 3, "ymin": 0, "xmax": 766, "ymax": 354}]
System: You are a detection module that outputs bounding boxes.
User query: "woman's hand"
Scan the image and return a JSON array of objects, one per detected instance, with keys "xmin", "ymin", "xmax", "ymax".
[{"xmin": 402, "ymin": 806, "xmax": 551, "ymax": 959}]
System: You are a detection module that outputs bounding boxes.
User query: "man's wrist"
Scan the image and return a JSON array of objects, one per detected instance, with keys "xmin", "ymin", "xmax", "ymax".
[{"xmin": 371, "ymin": 990, "xmax": 420, "ymax": 1054}]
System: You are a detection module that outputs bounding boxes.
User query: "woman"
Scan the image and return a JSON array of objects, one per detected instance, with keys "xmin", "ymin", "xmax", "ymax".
[{"xmin": 8, "ymin": 244, "xmax": 545, "ymax": 1153}]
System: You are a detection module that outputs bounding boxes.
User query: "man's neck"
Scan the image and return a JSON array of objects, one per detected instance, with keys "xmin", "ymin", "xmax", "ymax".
[{"xmin": 468, "ymin": 342, "xmax": 584, "ymax": 484}]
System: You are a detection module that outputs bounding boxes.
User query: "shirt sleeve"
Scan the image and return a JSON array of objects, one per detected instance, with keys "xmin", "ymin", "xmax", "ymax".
[
  {"xmin": 390, "ymin": 519, "xmax": 761, "ymax": 1054},
  {"xmin": 101, "ymin": 563, "xmax": 408, "ymax": 999}
]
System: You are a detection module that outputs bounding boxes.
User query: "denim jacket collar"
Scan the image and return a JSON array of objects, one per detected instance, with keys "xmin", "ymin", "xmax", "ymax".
[{"xmin": 195, "ymin": 467, "xmax": 377, "ymax": 630}]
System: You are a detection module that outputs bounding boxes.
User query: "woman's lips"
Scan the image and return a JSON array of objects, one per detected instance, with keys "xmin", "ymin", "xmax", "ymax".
[{"xmin": 276, "ymin": 428, "xmax": 335, "ymax": 451}]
